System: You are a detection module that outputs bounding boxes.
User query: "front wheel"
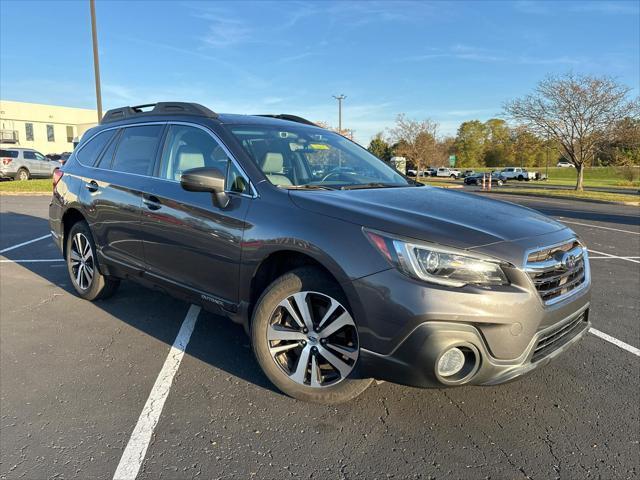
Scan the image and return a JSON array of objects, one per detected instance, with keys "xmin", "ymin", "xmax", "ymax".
[
  {"xmin": 66, "ymin": 221, "xmax": 119, "ymax": 301},
  {"xmin": 497, "ymin": 180, "xmax": 503, "ymax": 186},
  {"xmin": 251, "ymin": 267, "xmax": 372, "ymax": 404}
]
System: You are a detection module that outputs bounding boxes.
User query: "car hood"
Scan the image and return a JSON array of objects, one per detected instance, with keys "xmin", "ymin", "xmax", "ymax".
[{"xmin": 289, "ymin": 186, "xmax": 568, "ymax": 250}]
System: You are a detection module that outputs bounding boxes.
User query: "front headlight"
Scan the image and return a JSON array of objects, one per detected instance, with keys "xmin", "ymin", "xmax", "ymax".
[{"xmin": 364, "ymin": 229, "xmax": 509, "ymax": 287}]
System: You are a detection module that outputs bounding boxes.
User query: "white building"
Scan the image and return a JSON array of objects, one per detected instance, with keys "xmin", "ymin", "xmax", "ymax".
[{"xmin": 0, "ymin": 100, "xmax": 98, "ymax": 155}]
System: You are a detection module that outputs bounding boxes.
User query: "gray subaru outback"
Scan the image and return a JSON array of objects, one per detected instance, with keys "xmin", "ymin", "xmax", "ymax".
[{"xmin": 49, "ymin": 102, "xmax": 591, "ymax": 403}]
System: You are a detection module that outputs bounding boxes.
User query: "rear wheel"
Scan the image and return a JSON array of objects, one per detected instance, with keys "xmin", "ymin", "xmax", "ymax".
[
  {"xmin": 251, "ymin": 267, "xmax": 372, "ymax": 404},
  {"xmin": 66, "ymin": 221, "xmax": 119, "ymax": 301},
  {"xmin": 15, "ymin": 168, "xmax": 29, "ymax": 181}
]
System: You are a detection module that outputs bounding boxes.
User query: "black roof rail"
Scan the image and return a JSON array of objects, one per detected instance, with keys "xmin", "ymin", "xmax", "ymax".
[
  {"xmin": 255, "ymin": 114, "xmax": 317, "ymax": 126},
  {"xmin": 101, "ymin": 102, "xmax": 218, "ymax": 124}
]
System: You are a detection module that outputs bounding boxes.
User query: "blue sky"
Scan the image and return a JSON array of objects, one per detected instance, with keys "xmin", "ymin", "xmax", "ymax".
[{"xmin": 1, "ymin": 0, "xmax": 638, "ymax": 144}]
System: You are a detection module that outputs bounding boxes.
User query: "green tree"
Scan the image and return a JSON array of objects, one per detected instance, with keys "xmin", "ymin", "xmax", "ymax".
[
  {"xmin": 483, "ymin": 119, "xmax": 513, "ymax": 167},
  {"xmin": 367, "ymin": 133, "xmax": 392, "ymax": 161},
  {"xmin": 454, "ymin": 120, "xmax": 487, "ymax": 167}
]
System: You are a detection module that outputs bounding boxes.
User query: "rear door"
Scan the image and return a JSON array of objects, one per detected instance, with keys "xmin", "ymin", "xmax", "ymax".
[
  {"xmin": 139, "ymin": 122, "xmax": 253, "ymax": 307},
  {"xmin": 78, "ymin": 124, "xmax": 165, "ymax": 272}
]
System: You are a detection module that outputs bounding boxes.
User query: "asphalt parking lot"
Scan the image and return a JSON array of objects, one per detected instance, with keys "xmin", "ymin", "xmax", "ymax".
[{"xmin": 1, "ymin": 193, "xmax": 638, "ymax": 480}]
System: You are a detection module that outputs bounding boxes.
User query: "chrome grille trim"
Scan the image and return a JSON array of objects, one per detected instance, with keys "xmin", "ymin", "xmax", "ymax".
[{"xmin": 524, "ymin": 239, "xmax": 590, "ymax": 305}]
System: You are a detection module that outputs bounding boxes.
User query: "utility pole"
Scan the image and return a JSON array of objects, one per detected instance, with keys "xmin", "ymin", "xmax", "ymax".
[
  {"xmin": 332, "ymin": 94, "xmax": 346, "ymax": 132},
  {"xmin": 90, "ymin": 0, "xmax": 103, "ymax": 121}
]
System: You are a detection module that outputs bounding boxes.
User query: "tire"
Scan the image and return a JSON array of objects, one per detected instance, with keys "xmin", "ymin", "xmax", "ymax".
[
  {"xmin": 517, "ymin": 175, "xmax": 524, "ymax": 181},
  {"xmin": 450, "ymin": 174, "xmax": 456, "ymax": 178},
  {"xmin": 251, "ymin": 267, "xmax": 372, "ymax": 404},
  {"xmin": 497, "ymin": 180, "xmax": 503, "ymax": 186},
  {"xmin": 15, "ymin": 168, "xmax": 30, "ymax": 181},
  {"xmin": 65, "ymin": 220, "xmax": 119, "ymax": 301}
]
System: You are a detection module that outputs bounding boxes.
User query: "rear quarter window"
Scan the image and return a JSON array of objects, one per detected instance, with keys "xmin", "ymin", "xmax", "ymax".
[
  {"xmin": 0, "ymin": 150, "xmax": 19, "ymax": 158},
  {"xmin": 76, "ymin": 130, "xmax": 117, "ymax": 166}
]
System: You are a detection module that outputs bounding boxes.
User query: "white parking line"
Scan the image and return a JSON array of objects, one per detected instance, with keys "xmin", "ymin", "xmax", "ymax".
[
  {"xmin": 588, "ymin": 249, "xmax": 640, "ymax": 264},
  {"xmin": 558, "ymin": 219, "xmax": 640, "ymax": 235},
  {"xmin": 0, "ymin": 259, "xmax": 64, "ymax": 263},
  {"xmin": 590, "ymin": 328, "xmax": 640, "ymax": 357},
  {"xmin": 113, "ymin": 304, "xmax": 201, "ymax": 480},
  {"xmin": 0, "ymin": 234, "xmax": 52, "ymax": 254},
  {"xmin": 589, "ymin": 256, "xmax": 640, "ymax": 260}
]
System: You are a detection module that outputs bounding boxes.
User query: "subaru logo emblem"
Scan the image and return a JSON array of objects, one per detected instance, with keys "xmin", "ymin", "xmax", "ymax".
[{"xmin": 561, "ymin": 253, "xmax": 576, "ymax": 270}]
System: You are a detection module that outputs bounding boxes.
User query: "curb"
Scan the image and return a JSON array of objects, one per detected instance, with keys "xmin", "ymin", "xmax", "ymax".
[
  {"xmin": 0, "ymin": 192, "xmax": 51, "ymax": 196},
  {"xmin": 474, "ymin": 189, "xmax": 640, "ymax": 207}
]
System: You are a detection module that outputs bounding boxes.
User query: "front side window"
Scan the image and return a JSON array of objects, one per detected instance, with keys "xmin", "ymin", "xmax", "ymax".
[
  {"xmin": 76, "ymin": 129, "xmax": 117, "ymax": 166},
  {"xmin": 158, "ymin": 124, "xmax": 249, "ymax": 194},
  {"xmin": 230, "ymin": 125, "xmax": 409, "ymax": 189},
  {"xmin": 23, "ymin": 151, "xmax": 36, "ymax": 160},
  {"xmin": 47, "ymin": 124, "xmax": 55, "ymax": 142},
  {"xmin": 25, "ymin": 123, "xmax": 34, "ymax": 141},
  {"xmin": 111, "ymin": 125, "xmax": 163, "ymax": 175},
  {"xmin": 34, "ymin": 151, "xmax": 46, "ymax": 161}
]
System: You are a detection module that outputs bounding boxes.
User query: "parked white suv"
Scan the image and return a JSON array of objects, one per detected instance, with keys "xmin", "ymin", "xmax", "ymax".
[
  {"xmin": 436, "ymin": 167, "xmax": 461, "ymax": 178},
  {"xmin": 557, "ymin": 161, "xmax": 574, "ymax": 168},
  {"xmin": 0, "ymin": 147, "xmax": 59, "ymax": 180}
]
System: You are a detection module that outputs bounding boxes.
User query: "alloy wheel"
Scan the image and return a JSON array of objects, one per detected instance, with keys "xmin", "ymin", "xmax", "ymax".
[
  {"xmin": 69, "ymin": 233, "xmax": 95, "ymax": 290},
  {"xmin": 18, "ymin": 170, "xmax": 28, "ymax": 181},
  {"xmin": 267, "ymin": 291, "xmax": 359, "ymax": 388}
]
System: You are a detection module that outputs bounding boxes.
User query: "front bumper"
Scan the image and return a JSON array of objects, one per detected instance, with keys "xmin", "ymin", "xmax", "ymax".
[
  {"xmin": 358, "ymin": 305, "xmax": 590, "ymax": 387},
  {"xmin": 348, "ymin": 249, "xmax": 591, "ymax": 388}
]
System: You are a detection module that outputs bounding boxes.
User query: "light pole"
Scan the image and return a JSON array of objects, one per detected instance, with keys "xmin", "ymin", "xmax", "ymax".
[
  {"xmin": 332, "ymin": 94, "xmax": 346, "ymax": 132},
  {"xmin": 90, "ymin": 0, "xmax": 103, "ymax": 121}
]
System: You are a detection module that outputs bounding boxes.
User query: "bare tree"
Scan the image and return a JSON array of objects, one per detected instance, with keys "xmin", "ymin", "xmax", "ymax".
[
  {"xmin": 503, "ymin": 73, "xmax": 639, "ymax": 190},
  {"xmin": 387, "ymin": 114, "xmax": 439, "ymax": 171}
]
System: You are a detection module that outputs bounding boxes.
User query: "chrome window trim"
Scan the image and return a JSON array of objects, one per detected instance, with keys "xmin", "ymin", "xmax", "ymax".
[
  {"xmin": 74, "ymin": 120, "xmax": 257, "ymax": 199},
  {"xmin": 523, "ymin": 238, "xmax": 591, "ymax": 306}
]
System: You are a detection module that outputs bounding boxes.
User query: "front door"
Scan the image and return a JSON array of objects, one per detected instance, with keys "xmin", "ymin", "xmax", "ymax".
[{"xmin": 139, "ymin": 123, "xmax": 253, "ymax": 307}]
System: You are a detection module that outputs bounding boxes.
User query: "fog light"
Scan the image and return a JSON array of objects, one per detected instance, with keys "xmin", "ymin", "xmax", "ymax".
[{"xmin": 437, "ymin": 347, "xmax": 465, "ymax": 377}]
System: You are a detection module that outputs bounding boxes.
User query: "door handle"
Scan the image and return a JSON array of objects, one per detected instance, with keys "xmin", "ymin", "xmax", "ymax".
[
  {"xmin": 142, "ymin": 195, "xmax": 161, "ymax": 211},
  {"xmin": 85, "ymin": 180, "xmax": 99, "ymax": 192}
]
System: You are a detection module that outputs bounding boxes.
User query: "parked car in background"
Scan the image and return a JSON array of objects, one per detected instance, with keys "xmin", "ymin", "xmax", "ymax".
[
  {"xmin": 407, "ymin": 169, "xmax": 417, "ymax": 177},
  {"xmin": 499, "ymin": 167, "xmax": 535, "ymax": 181},
  {"xmin": 557, "ymin": 161, "xmax": 574, "ymax": 168},
  {"xmin": 464, "ymin": 172, "xmax": 506, "ymax": 186},
  {"xmin": 59, "ymin": 152, "xmax": 72, "ymax": 165},
  {"xmin": 426, "ymin": 167, "xmax": 437, "ymax": 176},
  {"xmin": 436, "ymin": 167, "xmax": 461, "ymax": 178},
  {"xmin": 461, "ymin": 169, "xmax": 475, "ymax": 178},
  {"xmin": 50, "ymin": 102, "xmax": 592, "ymax": 403},
  {"xmin": 0, "ymin": 147, "xmax": 59, "ymax": 180}
]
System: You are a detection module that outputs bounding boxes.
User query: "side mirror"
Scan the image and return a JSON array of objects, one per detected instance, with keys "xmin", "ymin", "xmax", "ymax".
[{"xmin": 180, "ymin": 166, "xmax": 230, "ymax": 208}]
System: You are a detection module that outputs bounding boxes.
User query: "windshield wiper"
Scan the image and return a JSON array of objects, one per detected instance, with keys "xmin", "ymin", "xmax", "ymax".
[
  {"xmin": 283, "ymin": 184, "xmax": 336, "ymax": 191},
  {"xmin": 339, "ymin": 182, "xmax": 406, "ymax": 190}
]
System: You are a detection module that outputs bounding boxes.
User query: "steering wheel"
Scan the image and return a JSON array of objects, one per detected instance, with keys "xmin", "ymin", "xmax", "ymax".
[{"xmin": 321, "ymin": 171, "xmax": 352, "ymax": 183}]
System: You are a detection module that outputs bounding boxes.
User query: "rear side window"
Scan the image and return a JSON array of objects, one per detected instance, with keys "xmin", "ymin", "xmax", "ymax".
[
  {"xmin": 111, "ymin": 125, "xmax": 163, "ymax": 175},
  {"xmin": 76, "ymin": 130, "xmax": 117, "ymax": 166},
  {"xmin": 0, "ymin": 149, "xmax": 18, "ymax": 158}
]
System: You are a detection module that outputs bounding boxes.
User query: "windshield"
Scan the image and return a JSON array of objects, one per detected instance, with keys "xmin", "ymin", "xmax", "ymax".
[{"xmin": 230, "ymin": 125, "xmax": 410, "ymax": 189}]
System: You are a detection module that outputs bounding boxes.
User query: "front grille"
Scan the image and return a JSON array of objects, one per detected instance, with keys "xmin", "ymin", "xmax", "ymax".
[
  {"xmin": 526, "ymin": 240, "xmax": 587, "ymax": 304},
  {"xmin": 532, "ymin": 310, "xmax": 588, "ymax": 362}
]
